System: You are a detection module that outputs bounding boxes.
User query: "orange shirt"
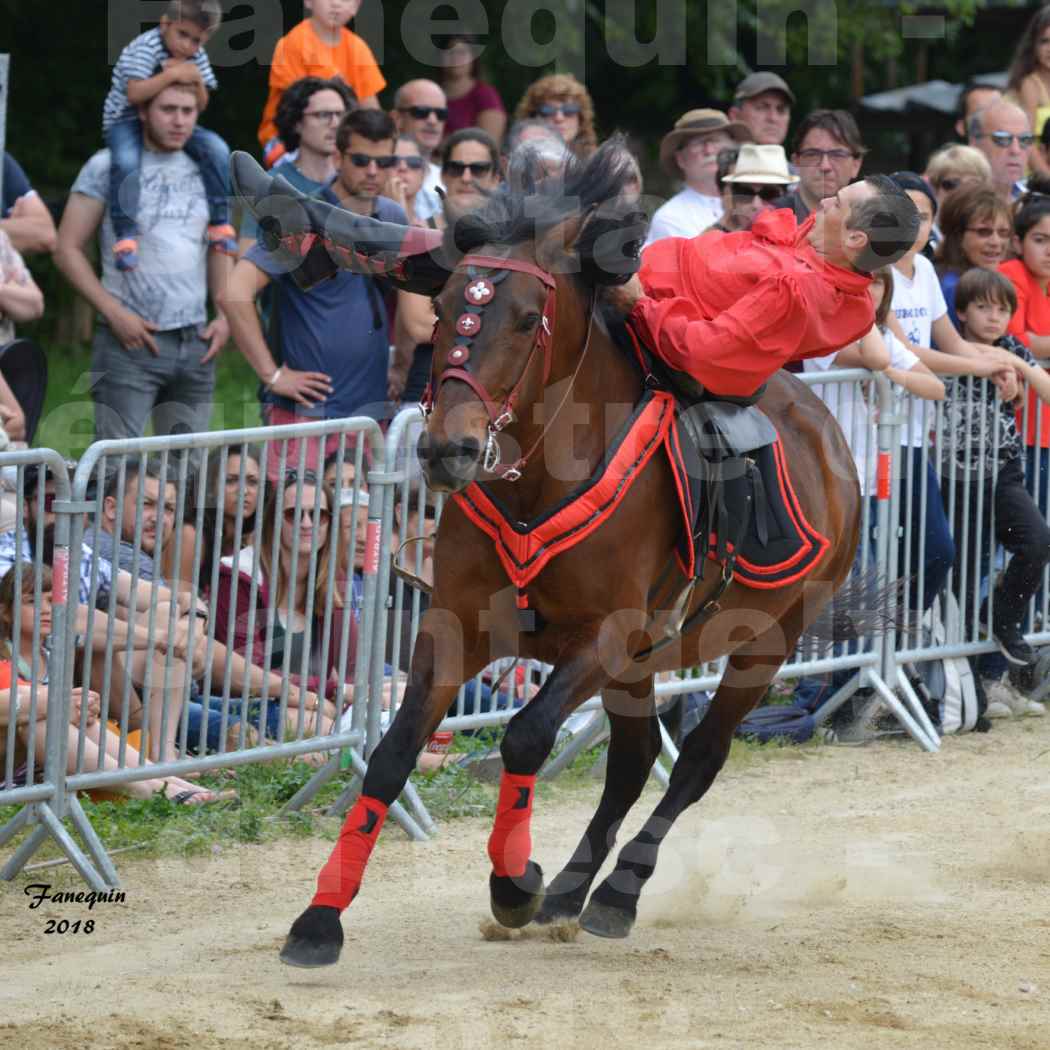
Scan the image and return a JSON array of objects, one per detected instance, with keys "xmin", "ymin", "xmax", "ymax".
[
  {"xmin": 1000, "ymin": 258, "xmax": 1050, "ymax": 447},
  {"xmin": 257, "ymin": 20, "xmax": 386, "ymax": 155},
  {"xmin": 631, "ymin": 210, "xmax": 874, "ymax": 398}
]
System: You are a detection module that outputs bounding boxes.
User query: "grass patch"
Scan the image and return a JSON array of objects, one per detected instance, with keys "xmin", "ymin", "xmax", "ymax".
[{"xmin": 37, "ymin": 343, "xmax": 261, "ymax": 460}]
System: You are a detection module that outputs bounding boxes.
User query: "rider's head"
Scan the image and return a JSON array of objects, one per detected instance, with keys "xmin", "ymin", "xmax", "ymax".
[{"xmin": 809, "ymin": 174, "xmax": 920, "ymax": 273}]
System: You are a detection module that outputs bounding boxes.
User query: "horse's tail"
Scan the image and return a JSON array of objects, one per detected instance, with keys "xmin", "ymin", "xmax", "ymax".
[{"xmin": 802, "ymin": 568, "xmax": 912, "ymax": 645}]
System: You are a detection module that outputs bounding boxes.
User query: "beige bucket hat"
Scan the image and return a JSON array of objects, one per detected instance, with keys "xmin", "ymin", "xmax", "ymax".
[
  {"xmin": 721, "ymin": 143, "xmax": 798, "ymax": 186},
  {"xmin": 660, "ymin": 109, "xmax": 752, "ymax": 178}
]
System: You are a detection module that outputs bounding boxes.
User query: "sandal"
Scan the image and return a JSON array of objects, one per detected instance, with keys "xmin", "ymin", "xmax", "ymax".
[{"xmin": 170, "ymin": 788, "xmax": 239, "ymax": 806}]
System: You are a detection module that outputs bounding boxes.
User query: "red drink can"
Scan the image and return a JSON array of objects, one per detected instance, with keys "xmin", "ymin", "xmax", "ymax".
[{"xmin": 425, "ymin": 730, "xmax": 454, "ymax": 755}]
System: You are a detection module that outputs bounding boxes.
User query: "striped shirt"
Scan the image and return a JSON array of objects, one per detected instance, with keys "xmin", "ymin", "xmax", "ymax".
[{"xmin": 102, "ymin": 27, "xmax": 217, "ymax": 132}]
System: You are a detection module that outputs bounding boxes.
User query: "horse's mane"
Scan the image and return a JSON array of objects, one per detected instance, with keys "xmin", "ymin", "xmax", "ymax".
[{"xmin": 445, "ymin": 135, "xmax": 647, "ymax": 287}]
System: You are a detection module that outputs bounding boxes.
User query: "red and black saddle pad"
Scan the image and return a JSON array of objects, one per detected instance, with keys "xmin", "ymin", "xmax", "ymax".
[{"xmin": 666, "ymin": 422, "xmax": 830, "ymax": 590}]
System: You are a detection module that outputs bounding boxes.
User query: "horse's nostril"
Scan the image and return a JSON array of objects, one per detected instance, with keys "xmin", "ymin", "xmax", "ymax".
[{"xmin": 454, "ymin": 436, "xmax": 482, "ymax": 461}]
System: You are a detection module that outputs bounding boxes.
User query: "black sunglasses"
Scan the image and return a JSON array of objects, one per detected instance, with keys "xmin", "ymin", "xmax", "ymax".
[
  {"xmin": 346, "ymin": 153, "xmax": 397, "ymax": 170},
  {"xmin": 400, "ymin": 105, "xmax": 448, "ymax": 121},
  {"xmin": 443, "ymin": 160, "xmax": 494, "ymax": 178},
  {"xmin": 393, "ymin": 154, "xmax": 426, "ymax": 170},
  {"xmin": 729, "ymin": 183, "xmax": 783, "ymax": 202}
]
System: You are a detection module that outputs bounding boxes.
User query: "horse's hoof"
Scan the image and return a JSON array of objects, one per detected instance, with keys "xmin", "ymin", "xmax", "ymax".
[
  {"xmin": 279, "ymin": 905, "xmax": 344, "ymax": 968},
  {"xmin": 490, "ymin": 861, "xmax": 545, "ymax": 928},
  {"xmin": 579, "ymin": 900, "xmax": 635, "ymax": 939},
  {"xmin": 533, "ymin": 877, "xmax": 587, "ymax": 925}
]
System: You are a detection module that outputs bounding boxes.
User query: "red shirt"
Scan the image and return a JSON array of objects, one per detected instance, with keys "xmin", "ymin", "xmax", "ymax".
[
  {"xmin": 631, "ymin": 209, "xmax": 875, "ymax": 397},
  {"xmin": 1000, "ymin": 257, "xmax": 1050, "ymax": 447}
]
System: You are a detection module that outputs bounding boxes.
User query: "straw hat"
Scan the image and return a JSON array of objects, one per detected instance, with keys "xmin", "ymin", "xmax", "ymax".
[
  {"xmin": 721, "ymin": 144, "xmax": 798, "ymax": 186},
  {"xmin": 659, "ymin": 109, "xmax": 752, "ymax": 178}
]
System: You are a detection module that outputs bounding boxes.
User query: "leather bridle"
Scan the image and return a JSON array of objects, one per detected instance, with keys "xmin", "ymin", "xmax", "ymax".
[{"xmin": 420, "ymin": 253, "xmax": 563, "ymax": 482}]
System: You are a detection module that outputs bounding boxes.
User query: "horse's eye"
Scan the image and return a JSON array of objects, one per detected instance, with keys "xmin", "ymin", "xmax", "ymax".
[{"xmin": 517, "ymin": 313, "xmax": 540, "ymax": 333}]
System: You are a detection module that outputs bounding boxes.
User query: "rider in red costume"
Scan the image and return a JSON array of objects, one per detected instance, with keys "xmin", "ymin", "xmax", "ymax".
[{"xmin": 229, "ymin": 153, "xmax": 920, "ymax": 400}]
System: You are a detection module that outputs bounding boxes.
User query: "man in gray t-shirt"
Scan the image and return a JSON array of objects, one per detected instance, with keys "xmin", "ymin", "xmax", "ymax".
[{"xmin": 55, "ymin": 82, "xmax": 232, "ymax": 444}]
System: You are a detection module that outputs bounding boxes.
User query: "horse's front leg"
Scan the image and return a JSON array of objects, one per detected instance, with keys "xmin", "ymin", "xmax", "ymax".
[
  {"xmin": 534, "ymin": 674, "xmax": 661, "ymax": 925},
  {"xmin": 487, "ymin": 627, "xmax": 618, "ymax": 928},
  {"xmin": 281, "ymin": 618, "xmax": 487, "ymax": 967}
]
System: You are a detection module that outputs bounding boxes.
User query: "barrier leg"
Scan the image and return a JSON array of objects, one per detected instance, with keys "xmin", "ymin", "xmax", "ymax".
[
  {"xmin": 398, "ymin": 777, "xmax": 438, "ymax": 837},
  {"xmin": 540, "ymin": 712, "xmax": 607, "ymax": 779},
  {"xmin": 1, "ymin": 819, "xmax": 48, "ymax": 880},
  {"xmin": 326, "ymin": 747, "xmax": 428, "ymax": 841},
  {"xmin": 895, "ymin": 668, "xmax": 942, "ymax": 749},
  {"xmin": 35, "ymin": 804, "xmax": 113, "ymax": 890},
  {"xmin": 869, "ymin": 673, "xmax": 939, "ymax": 753},
  {"xmin": 67, "ymin": 794, "xmax": 121, "ymax": 888},
  {"xmin": 0, "ymin": 803, "xmax": 32, "ymax": 848},
  {"xmin": 811, "ymin": 671, "xmax": 862, "ymax": 727},
  {"xmin": 281, "ymin": 752, "xmax": 345, "ymax": 814}
]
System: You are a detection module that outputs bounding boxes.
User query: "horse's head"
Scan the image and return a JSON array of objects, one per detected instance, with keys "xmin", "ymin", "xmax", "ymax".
[{"xmin": 417, "ymin": 141, "xmax": 648, "ymax": 493}]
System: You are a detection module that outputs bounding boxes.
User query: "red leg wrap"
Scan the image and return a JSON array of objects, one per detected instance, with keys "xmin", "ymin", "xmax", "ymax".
[
  {"xmin": 487, "ymin": 773, "xmax": 536, "ymax": 878},
  {"xmin": 311, "ymin": 796, "xmax": 388, "ymax": 911}
]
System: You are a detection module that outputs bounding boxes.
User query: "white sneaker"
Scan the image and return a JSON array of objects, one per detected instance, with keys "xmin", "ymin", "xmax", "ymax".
[
  {"xmin": 983, "ymin": 678, "xmax": 1019, "ymax": 717},
  {"xmin": 1024, "ymin": 700, "xmax": 1046, "ymax": 717}
]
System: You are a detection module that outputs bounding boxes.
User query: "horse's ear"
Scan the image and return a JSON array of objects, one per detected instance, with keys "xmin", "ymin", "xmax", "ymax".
[
  {"xmin": 535, "ymin": 211, "xmax": 592, "ymax": 275},
  {"xmin": 576, "ymin": 203, "xmax": 649, "ymax": 287}
]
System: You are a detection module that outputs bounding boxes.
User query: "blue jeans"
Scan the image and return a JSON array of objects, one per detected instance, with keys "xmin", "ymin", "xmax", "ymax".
[
  {"xmin": 105, "ymin": 115, "xmax": 231, "ymax": 241},
  {"xmin": 902, "ymin": 448, "xmax": 955, "ymax": 615}
]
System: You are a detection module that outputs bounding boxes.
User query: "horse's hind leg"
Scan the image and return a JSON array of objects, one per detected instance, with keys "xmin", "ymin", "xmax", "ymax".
[
  {"xmin": 535, "ymin": 675, "xmax": 661, "ymax": 925},
  {"xmin": 579, "ymin": 632, "xmax": 788, "ymax": 939}
]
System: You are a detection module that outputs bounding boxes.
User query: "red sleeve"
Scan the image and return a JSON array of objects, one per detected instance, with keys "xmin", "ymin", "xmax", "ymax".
[{"xmin": 631, "ymin": 273, "xmax": 866, "ymax": 397}]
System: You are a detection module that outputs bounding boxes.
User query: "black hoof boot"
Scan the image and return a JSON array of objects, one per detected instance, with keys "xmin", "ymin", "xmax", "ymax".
[
  {"xmin": 579, "ymin": 899, "xmax": 636, "ymax": 939},
  {"xmin": 490, "ymin": 860, "xmax": 545, "ymax": 928},
  {"xmin": 533, "ymin": 871, "xmax": 589, "ymax": 925},
  {"xmin": 279, "ymin": 905, "xmax": 344, "ymax": 968}
]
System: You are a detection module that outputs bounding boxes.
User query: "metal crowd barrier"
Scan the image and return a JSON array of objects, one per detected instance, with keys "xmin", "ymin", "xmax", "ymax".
[{"xmin": 6, "ymin": 365, "xmax": 1050, "ymax": 887}]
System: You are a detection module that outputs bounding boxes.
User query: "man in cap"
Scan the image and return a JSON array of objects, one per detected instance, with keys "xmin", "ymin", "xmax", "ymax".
[
  {"xmin": 774, "ymin": 109, "xmax": 865, "ymax": 222},
  {"xmin": 728, "ymin": 72, "xmax": 794, "ymax": 147},
  {"xmin": 644, "ymin": 109, "xmax": 752, "ymax": 247}
]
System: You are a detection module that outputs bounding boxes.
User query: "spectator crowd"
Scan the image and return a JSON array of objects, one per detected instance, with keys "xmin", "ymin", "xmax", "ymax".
[{"xmin": 8, "ymin": 0, "xmax": 1050, "ymax": 792}]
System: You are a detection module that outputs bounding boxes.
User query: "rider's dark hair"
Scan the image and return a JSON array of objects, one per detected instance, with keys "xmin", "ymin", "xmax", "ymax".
[{"xmin": 846, "ymin": 175, "xmax": 921, "ymax": 274}]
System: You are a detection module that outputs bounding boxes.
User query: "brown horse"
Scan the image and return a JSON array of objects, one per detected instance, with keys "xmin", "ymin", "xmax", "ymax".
[{"xmin": 243, "ymin": 146, "xmax": 863, "ymax": 967}]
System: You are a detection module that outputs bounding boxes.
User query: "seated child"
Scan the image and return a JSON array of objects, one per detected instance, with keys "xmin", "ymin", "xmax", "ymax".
[
  {"xmin": 939, "ymin": 268, "xmax": 1050, "ymax": 671},
  {"xmin": 101, "ymin": 0, "xmax": 235, "ymax": 270}
]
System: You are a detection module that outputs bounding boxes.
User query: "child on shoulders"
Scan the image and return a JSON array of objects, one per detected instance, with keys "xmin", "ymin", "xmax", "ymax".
[
  {"xmin": 101, "ymin": 0, "xmax": 235, "ymax": 270},
  {"xmin": 258, "ymin": 0, "xmax": 386, "ymax": 168}
]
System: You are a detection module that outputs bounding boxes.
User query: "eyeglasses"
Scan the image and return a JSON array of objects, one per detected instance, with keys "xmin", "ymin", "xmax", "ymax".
[
  {"xmin": 393, "ymin": 154, "xmax": 425, "ymax": 170},
  {"xmin": 399, "ymin": 105, "xmax": 448, "ymax": 121},
  {"xmin": 283, "ymin": 506, "xmax": 331, "ymax": 524},
  {"xmin": 442, "ymin": 160, "xmax": 494, "ymax": 178},
  {"xmin": 345, "ymin": 153, "xmax": 397, "ymax": 170},
  {"xmin": 966, "ymin": 225, "xmax": 1012, "ymax": 239},
  {"xmin": 729, "ymin": 183, "xmax": 784, "ymax": 202},
  {"xmin": 303, "ymin": 109, "xmax": 345, "ymax": 124},
  {"xmin": 533, "ymin": 102, "xmax": 581, "ymax": 119},
  {"xmin": 981, "ymin": 131, "xmax": 1035, "ymax": 149},
  {"xmin": 796, "ymin": 148, "xmax": 857, "ymax": 165}
]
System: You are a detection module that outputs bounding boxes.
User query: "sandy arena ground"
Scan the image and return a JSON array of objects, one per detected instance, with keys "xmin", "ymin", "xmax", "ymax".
[{"xmin": 4, "ymin": 714, "xmax": 1050, "ymax": 1050}]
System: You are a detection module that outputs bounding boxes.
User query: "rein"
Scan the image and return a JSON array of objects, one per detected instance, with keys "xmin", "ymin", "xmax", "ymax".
[{"xmin": 420, "ymin": 253, "xmax": 595, "ymax": 482}]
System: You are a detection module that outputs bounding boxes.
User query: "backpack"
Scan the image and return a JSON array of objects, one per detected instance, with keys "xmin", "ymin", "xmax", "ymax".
[{"xmin": 907, "ymin": 590, "xmax": 979, "ymax": 734}]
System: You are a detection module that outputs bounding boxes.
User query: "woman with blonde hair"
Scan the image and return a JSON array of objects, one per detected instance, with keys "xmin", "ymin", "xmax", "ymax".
[
  {"xmin": 924, "ymin": 144, "xmax": 992, "ymax": 213},
  {"xmin": 514, "ymin": 73, "xmax": 597, "ymax": 160}
]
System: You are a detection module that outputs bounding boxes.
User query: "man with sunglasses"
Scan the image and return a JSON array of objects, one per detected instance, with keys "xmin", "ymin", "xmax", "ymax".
[
  {"xmin": 967, "ymin": 99, "xmax": 1035, "ymax": 204},
  {"xmin": 221, "ymin": 108, "xmax": 407, "ymax": 478},
  {"xmin": 391, "ymin": 79, "xmax": 448, "ymax": 199}
]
